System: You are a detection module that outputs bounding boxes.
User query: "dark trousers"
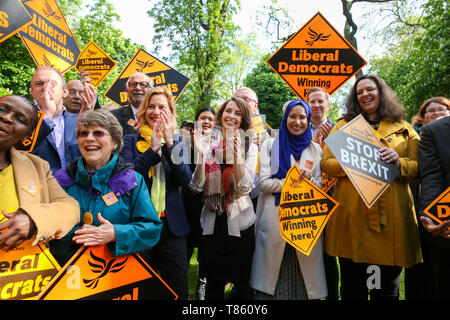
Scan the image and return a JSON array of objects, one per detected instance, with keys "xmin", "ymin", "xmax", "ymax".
[
  {"xmin": 143, "ymin": 219, "xmax": 189, "ymax": 300},
  {"xmin": 405, "ymin": 241, "xmax": 450, "ymax": 300},
  {"xmin": 323, "ymin": 252, "xmax": 340, "ymax": 300},
  {"xmin": 339, "ymin": 257, "xmax": 402, "ymax": 300}
]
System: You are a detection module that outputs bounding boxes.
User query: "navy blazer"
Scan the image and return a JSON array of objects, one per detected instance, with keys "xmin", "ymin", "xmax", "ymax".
[
  {"xmin": 120, "ymin": 133, "xmax": 192, "ymax": 237},
  {"xmin": 419, "ymin": 116, "xmax": 450, "ymax": 251},
  {"xmin": 110, "ymin": 106, "xmax": 139, "ymax": 136},
  {"xmin": 32, "ymin": 111, "xmax": 81, "ymax": 173}
]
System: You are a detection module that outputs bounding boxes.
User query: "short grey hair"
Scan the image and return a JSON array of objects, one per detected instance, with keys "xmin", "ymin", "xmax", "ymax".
[{"xmin": 77, "ymin": 110, "xmax": 123, "ymax": 153}]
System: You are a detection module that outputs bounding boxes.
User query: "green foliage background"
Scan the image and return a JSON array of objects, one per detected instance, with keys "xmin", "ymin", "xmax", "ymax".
[{"xmin": 0, "ymin": 0, "xmax": 448, "ymax": 127}]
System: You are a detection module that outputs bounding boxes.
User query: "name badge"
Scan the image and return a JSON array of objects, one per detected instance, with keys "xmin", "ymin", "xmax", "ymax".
[
  {"xmin": 22, "ymin": 180, "xmax": 42, "ymax": 196},
  {"xmin": 102, "ymin": 192, "xmax": 119, "ymax": 206},
  {"xmin": 127, "ymin": 118, "xmax": 137, "ymax": 127}
]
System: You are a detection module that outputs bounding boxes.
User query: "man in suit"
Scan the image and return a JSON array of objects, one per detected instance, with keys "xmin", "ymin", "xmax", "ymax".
[
  {"xmin": 307, "ymin": 86, "xmax": 334, "ymax": 144},
  {"xmin": 30, "ymin": 66, "xmax": 81, "ymax": 173},
  {"xmin": 306, "ymin": 86, "xmax": 339, "ymax": 300},
  {"xmin": 110, "ymin": 72, "xmax": 153, "ymax": 136},
  {"xmin": 418, "ymin": 114, "xmax": 450, "ymax": 299},
  {"xmin": 63, "ymin": 79, "xmax": 98, "ymax": 114}
]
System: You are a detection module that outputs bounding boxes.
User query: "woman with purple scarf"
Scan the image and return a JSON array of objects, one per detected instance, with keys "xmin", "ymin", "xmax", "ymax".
[{"xmin": 250, "ymin": 100, "xmax": 328, "ymax": 300}]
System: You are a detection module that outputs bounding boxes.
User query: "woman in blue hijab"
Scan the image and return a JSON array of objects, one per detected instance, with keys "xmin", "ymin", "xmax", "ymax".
[{"xmin": 250, "ymin": 100, "xmax": 328, "ymax": 300}]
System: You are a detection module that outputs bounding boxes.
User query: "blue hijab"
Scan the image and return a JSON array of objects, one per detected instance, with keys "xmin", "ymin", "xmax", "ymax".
[{"xmin": 271, "ymin": 100, "xmax": 312, "ymax": 205}]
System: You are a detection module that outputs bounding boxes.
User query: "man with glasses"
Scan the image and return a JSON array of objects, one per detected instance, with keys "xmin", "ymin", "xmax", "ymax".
[
  {"xmin": 111, "ymin": 72, "xmax": 153, "ymax": 136},
  {"xmin": 63, "ymin": 79, "xmax": 98, "ymax": 114}
]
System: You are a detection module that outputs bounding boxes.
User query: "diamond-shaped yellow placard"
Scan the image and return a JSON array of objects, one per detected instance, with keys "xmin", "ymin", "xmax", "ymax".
[
  {"xmin": 75, "ymin": 41, "xmax": 117, "ymax": 87},
  {"xmin": 278, "ymin": 163, "xmax": 339, "ymax": 256}
]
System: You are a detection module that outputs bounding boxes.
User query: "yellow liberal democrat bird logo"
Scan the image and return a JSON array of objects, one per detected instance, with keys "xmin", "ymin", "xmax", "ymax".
[
  {"xmin": 305, "ymin": 27, "xmax": 331, "ymax": 46},
  {"xmin": 83, "ymin": 250, "xmax": 128, "ymax": 289},
  {"xmin": 43, "ymin": 1, "xmax": 62, "ymax": 21},
  {"xmin": 43, "ymin": 54, "xmax": 55, "ymax": 68},
  {"xmin": 289, "ymin": 176, "xmax": 302, "ymax": 188},
  {"xmin": 86, "ymin": 49, "xmax": 98, "ymax": 57},
  {"xmin": 135, "ymin": 59, "xmax": 154, "ymax": 72}
]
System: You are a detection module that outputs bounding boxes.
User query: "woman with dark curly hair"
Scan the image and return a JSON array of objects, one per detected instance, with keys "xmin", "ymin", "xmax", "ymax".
[{"xmin": 321, "ymin": 75, "xmax": 422, "ymax": 300}]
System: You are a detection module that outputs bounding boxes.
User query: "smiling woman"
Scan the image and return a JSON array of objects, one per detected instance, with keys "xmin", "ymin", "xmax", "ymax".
[
  {"xmin": 190, "ymin": 96, "xmax": 258, "ymax": 300},
  {"xmin": 0, "ymin": 95, "xmax": 79, "ymax": 251},
  {"xmin": 321, "ymin": 75, "xmax": 422, "ymax": 300},
  {"xmin": 120, "ymin": 86, "xmax": 192, "ymax": 300},
  {"xmin": 51, "ymin": 109, "xmax": 162, "ymax": 267}
]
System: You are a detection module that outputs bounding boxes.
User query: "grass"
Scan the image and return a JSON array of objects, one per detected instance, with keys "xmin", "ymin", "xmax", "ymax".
[
  {"xmin": 187, "ymin": 248, "xmax": 234, "ymax": 300},
  {"xmin": 187, "ymin": 248, "xmax": 406, "ymax": 300},
  {"xmin": 188, "ymin": 248, "xmax": 200, "ymax": 300}
]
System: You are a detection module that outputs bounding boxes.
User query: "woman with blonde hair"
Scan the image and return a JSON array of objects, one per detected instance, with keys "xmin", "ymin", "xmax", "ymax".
[{"xmin": 121, "ymin": 86, "xmax": 192, "ymax": 300}]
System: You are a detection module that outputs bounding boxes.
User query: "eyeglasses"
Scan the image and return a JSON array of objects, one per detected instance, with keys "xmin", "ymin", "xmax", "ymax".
[
  {"xmin": 78, "ymin": 130, "xmax": 110, "ymax": 138},
  {"xmin": 128, "ymin": 82, "xmax": 150, "ymax": 89},
  {"xmin": 241, "ymin": 97, "xmax": 257, "ymax": 104},
  {"xmin": 68, "ymin": 89, "xmax": 84, "ymax": 96},
  {"xmin": 426, "ymin": 107, "xmax": 449, "ymax": 114}
]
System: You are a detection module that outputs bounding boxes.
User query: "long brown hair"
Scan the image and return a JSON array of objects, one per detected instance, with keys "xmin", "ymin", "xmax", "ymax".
[{"xmin": 343, "ymin": 74, "xmax": 405, "ymax": 122}]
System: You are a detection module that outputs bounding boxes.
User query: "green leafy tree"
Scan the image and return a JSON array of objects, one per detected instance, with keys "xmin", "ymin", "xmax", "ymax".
[
  {"xmin": 63, "ymin": 0, "xmax": 143, "ymax": 106},
  {"xmin": 369, "ymin": 0, "xmax": 449, "ymax": 119},
  {"xmin": 0, "ymin": 0, "xmax": 143, "ymax": 106},
  {"xmin": 148, "ymin": 0, "xmax": 240, "ymax": 112},
  {"xmin": 0, "ymin": 35, "xmax": 36, "ymax": 98},
  {"xmin": 243, "ymin": 54, "xmax": 297, "ymax": 129}
]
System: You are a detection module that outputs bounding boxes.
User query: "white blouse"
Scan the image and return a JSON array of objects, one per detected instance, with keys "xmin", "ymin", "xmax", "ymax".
[{"xmin": 189, "ymin": 142, "xmax": 258, "ymax": 237}]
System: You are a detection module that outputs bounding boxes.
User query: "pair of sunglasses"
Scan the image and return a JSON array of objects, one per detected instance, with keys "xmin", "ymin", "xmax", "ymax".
[{"xmin": 77, "ymin": 130, "xmax": 110, "ymax": 138}]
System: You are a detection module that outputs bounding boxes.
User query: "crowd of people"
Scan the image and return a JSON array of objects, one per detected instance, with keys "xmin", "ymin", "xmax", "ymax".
[{"xmin": 0, "ymin": 65, "xmax": 449, "ymax": 300}]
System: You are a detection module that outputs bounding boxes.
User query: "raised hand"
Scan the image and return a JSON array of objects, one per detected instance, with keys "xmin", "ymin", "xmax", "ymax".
[
  {"xmin": 79, "ymin": 83, "xmax": 97, "ymax": 113},
  {"xmin": 160, "ymin": 108, "xmax": 174, "ymax": 147}
]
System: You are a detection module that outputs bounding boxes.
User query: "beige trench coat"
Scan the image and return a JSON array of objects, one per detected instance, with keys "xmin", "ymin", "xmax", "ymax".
[{"xmin": 10, "ymin": 148, "xmax": 79, "ymax": 245}]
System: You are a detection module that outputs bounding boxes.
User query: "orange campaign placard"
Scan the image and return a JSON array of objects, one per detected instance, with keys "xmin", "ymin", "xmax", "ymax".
[
  {"xmin": 278, "ymin": 163, "xmax": 339, "ymax": 256},
  {"xmin": 321, "ymin": 172, "xmax": 337, "ymax": 193},
  {"xmin": 37, "ymin": 245, "xmax": 178, "ymax": 300},
  {"xmin": 18, "ymin": 0, "xmax": 80, "ymax": 73},
  {"xmin": 14, "ymin": 110, "xmax": 45, "ymax": 153},
  {"xmin": 0, "ymin": 213, "xmax": 61, "ymax": 300},
  {"xmin": 423, "ymin": 186, "xmax": 450, "ymax": 224},
  {"xmin": 267, "ymin": 12, "xmax": 366, "ymax": 100},
  {"xmin": 324, "ymin": 115, "xmax": 399, "ymax": 208},
  {"xmin": 0, "ymin": 0, "xmax": 32, "ymax": 43},
  {"xmin": 104, "ymin": 48, "xmax": 190, "ymax": 107},
  {"xmin": 75, "ymin": 41, "xmax": 117, "ymax": 87}
]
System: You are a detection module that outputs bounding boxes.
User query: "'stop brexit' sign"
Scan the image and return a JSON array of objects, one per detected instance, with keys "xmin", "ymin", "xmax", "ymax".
[{"xmin": 324, "ymin": 115, "xmax": 399, "ymax": 208}]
